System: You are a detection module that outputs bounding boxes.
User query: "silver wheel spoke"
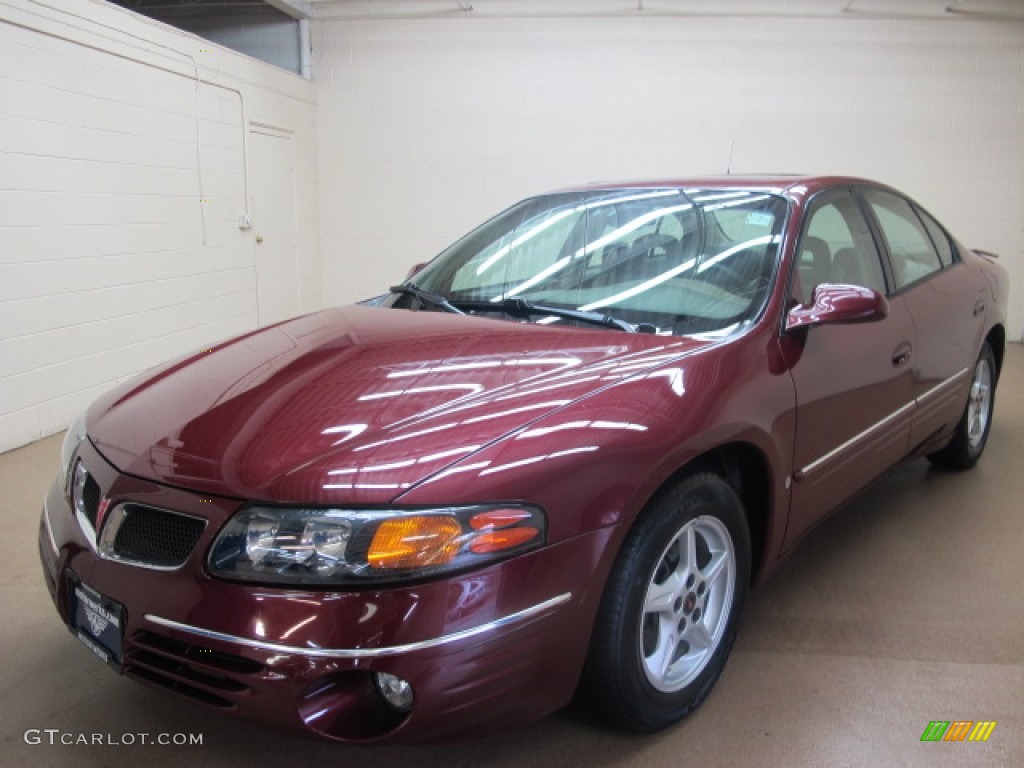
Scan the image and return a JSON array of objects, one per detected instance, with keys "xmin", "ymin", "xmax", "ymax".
[
  {"xmin": 645, "ymin": 570, "xmax": 684, "ymax": 614},
  {"xmin": 701, "ymin": 549, "xmax": 729, "ymax": 589},
  {"xmin": 659, "ymin": 634, "xmax": 680, "ymax": 679},
  {"xmin": 683, "ymin": 524, "xmax": 697, "ymax": 570},
  {"xmin": 684, "ymin": 616, "xmax": 712, "ymax": 652}
]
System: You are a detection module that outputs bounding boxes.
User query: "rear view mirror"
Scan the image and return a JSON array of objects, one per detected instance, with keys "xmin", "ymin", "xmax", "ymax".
[{"xmin": 786, "ymin": 283, "xmax": 888, "ymax": 331}]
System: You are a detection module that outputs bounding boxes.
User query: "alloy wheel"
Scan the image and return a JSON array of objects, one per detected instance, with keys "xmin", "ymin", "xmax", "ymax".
[
  {"xmin": 966, "ymin": 358, "xmax": 993, "ymax": 452},
  {"xmin": 639, "ymin": 515, "xmax": 736, "ymax": 693}
]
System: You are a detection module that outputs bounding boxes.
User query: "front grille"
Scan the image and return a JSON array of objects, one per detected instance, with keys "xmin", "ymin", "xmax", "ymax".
[
  {"xmin": 124, "ymin": 631, "xmax": 265, "ymax": 709},
  {"xmin": 110, "ymin": 504, "xmax": 206, "ymax": 568},
  {"xmin": 81, "ymin": 473, "xmax": 101, "ymax": 529}
]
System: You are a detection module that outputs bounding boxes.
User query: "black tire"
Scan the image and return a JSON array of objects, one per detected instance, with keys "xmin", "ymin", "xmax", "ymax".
[
  {"xmin": 579, "ymin": 471, "xmax": 751, "ymax": 733},
  {"xmin": 928, "ymin": 342, "xmax": 997, "ymax": 470}
]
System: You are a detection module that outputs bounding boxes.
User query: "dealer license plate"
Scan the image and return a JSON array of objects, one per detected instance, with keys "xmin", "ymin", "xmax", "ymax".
[{"xmin": 69, "ymin": 577, "xmax": 124, "ymax": 668}]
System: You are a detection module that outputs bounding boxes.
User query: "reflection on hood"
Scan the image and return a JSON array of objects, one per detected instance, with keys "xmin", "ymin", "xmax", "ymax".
[{"xmin": 88, "ymin": 305, "xmax": 707, "ymax": 503}]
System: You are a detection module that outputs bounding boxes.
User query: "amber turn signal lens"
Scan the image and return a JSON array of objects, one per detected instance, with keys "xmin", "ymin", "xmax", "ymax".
[
  {"xmin": 368, "ymin": 515, "xmax": 463, "ymax": 569},
  {"xmin": 469, "ymin": 508, "xmax": 534, "ymax": 530},
  {"xmin": 469, "ymin": 526, "xmax": 540, "ymax": 554}
]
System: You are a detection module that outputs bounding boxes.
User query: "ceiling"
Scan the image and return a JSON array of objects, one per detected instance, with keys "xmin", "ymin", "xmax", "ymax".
[{"xmin": 107, "ymin": 0, "xmax": 1024, "ymax": 21}]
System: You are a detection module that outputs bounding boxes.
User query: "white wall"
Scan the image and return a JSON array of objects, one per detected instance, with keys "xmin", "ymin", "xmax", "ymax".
[
  {"xmin": 2, "ymin": 1, "xmax": 1021, "ymax": 455},
  {"xmin": 0, "ymin": 0, "xmax": 320, "ymax": 453},
  {"xmin": 314, "ymin": 6, "xmax": 1024, "ymax": 338}
]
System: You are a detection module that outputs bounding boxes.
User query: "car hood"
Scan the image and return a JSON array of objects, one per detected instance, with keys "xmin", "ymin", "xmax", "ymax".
[{"xmin": 87, "ymin": 305, "xmax": 709, "ymax": 504}]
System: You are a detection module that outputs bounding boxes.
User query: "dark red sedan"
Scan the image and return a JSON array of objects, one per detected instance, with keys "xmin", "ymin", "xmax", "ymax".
[{"xmin": 39, "ymin": 176, "xmax": 1008, "ymax": 743}]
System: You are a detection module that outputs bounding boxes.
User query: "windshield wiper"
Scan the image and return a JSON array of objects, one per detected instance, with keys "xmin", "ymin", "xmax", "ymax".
[
  {"xmin": 389, "ymin": 283, "xmax": 464, "ymax": 315},
  {"xmin": 453, "ymin": 297, "xmax": 635, "ymax": 332}
]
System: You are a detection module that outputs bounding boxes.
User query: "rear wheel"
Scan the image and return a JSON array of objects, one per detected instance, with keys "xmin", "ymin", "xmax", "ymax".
[
  {"xmin": 928, "ymin": 342, "xmax": 997, "ymax": 470},
  {"xmin": 579, "ymin": 472, "xmax": 750, "ymax": 732}
]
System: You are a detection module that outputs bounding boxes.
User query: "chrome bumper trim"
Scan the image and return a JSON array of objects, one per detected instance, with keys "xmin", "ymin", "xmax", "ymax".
[{"xmin": 144, "ymin": 591, "xmax": 573, "ymax": 659}]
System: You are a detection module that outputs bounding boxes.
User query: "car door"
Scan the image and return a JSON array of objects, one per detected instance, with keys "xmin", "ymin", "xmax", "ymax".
[
  {"xmin": 858, "ymin": 188, "xmax": 985, "ymax": 451},
  {"xmin": 783, "ymin": 188, "xmax": 916, "ymax": 549}
]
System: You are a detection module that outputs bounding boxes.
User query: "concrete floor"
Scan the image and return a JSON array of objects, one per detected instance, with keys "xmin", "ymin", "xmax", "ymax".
[{"xmin": 3, "ymin": 345, "xmax": 1022, "ymax": 767}]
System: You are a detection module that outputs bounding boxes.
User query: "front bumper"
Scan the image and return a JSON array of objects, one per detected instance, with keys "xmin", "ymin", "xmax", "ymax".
[{"xmin": 37, "ymin": 444, "xmax": 617, "ymax": 743}]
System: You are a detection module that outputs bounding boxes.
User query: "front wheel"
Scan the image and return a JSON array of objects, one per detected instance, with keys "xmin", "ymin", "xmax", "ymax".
[
  {"xmin": 928, "ymin": 342, "xmax": 997, "ymax": 470},
  {"xmin": 579, "ymin": 472, "xmax": 751, "ymax": 732}
]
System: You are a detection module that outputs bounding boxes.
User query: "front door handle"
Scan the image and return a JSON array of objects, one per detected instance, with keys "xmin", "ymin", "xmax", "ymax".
[
  {"xmin": 892, "ymin": 341, "xmax": 912, "ymax": 368},
  {"xmin": 973, "ymin": 298, "xmax": 986, "ymax": 317}
]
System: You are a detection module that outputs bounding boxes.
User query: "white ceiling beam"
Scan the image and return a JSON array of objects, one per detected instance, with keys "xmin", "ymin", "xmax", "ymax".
[
  {"xmin": 265, "ymin": 0, "xmax": 312, "ymax": 19},
  {"xmin": 309, "ymin": 0, "xmax": 847, "ymax": 19},
  {"xmin": 309, "ymin": 0, "xmax": 1024, "ymax": 18}
]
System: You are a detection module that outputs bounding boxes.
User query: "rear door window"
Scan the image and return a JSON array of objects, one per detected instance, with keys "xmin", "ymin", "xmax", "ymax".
[
  {"xmin": 862, "ymin": 189, "xmax": 943, "ymax": 290},
  {"xmin": 915, "ymin": 206, "xmax": 955, "ymax": 268}
]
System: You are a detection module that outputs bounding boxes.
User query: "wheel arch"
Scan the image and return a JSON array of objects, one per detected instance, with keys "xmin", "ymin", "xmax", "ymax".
[
  {"xmin": 985, "ymin": 324, "xmax": 1005, "ymax": 383},
  {"xmin": 643, "ymin": 441, "xmax": 775, "ymax": 587}
]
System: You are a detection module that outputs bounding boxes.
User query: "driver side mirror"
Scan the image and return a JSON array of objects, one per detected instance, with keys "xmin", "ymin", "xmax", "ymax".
[{"xmin": 786, "ymin": 283, "xmax": 889, "ymax": 331}]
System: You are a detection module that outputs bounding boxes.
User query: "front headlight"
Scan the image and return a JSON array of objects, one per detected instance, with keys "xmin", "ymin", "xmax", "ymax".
[
  {"xmin": 207, "ymin": 504, "xmax": 546, "ymax": 585},
  {"xmin": 60, "ymin": 413, "xmax": 88, "ymax": 492}
]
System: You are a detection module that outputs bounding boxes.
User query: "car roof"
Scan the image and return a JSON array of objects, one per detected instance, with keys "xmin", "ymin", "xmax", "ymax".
[{"xmin": 555, "ymin": 175, "xmax": 883, "ymax": 201}]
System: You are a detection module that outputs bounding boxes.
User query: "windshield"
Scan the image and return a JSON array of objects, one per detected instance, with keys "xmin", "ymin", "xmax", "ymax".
[{"xmin": 399, "ymin": 187, "xmax": 787, "ymax": 336}]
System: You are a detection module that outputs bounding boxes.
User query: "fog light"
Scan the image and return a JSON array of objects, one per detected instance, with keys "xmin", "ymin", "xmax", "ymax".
[{"xmin": 374, "ymin": 672, "xmax": 414, "ymax": 713}]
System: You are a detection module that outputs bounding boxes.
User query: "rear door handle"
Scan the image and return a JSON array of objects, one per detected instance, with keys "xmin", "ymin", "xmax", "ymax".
[
  {"xmin": 892, "ymin": 341, "xmax": 912, "ymax": 368},
  {"xmin": 973, "ymin": 299, "xmax": 986, "ymax": 317}
]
